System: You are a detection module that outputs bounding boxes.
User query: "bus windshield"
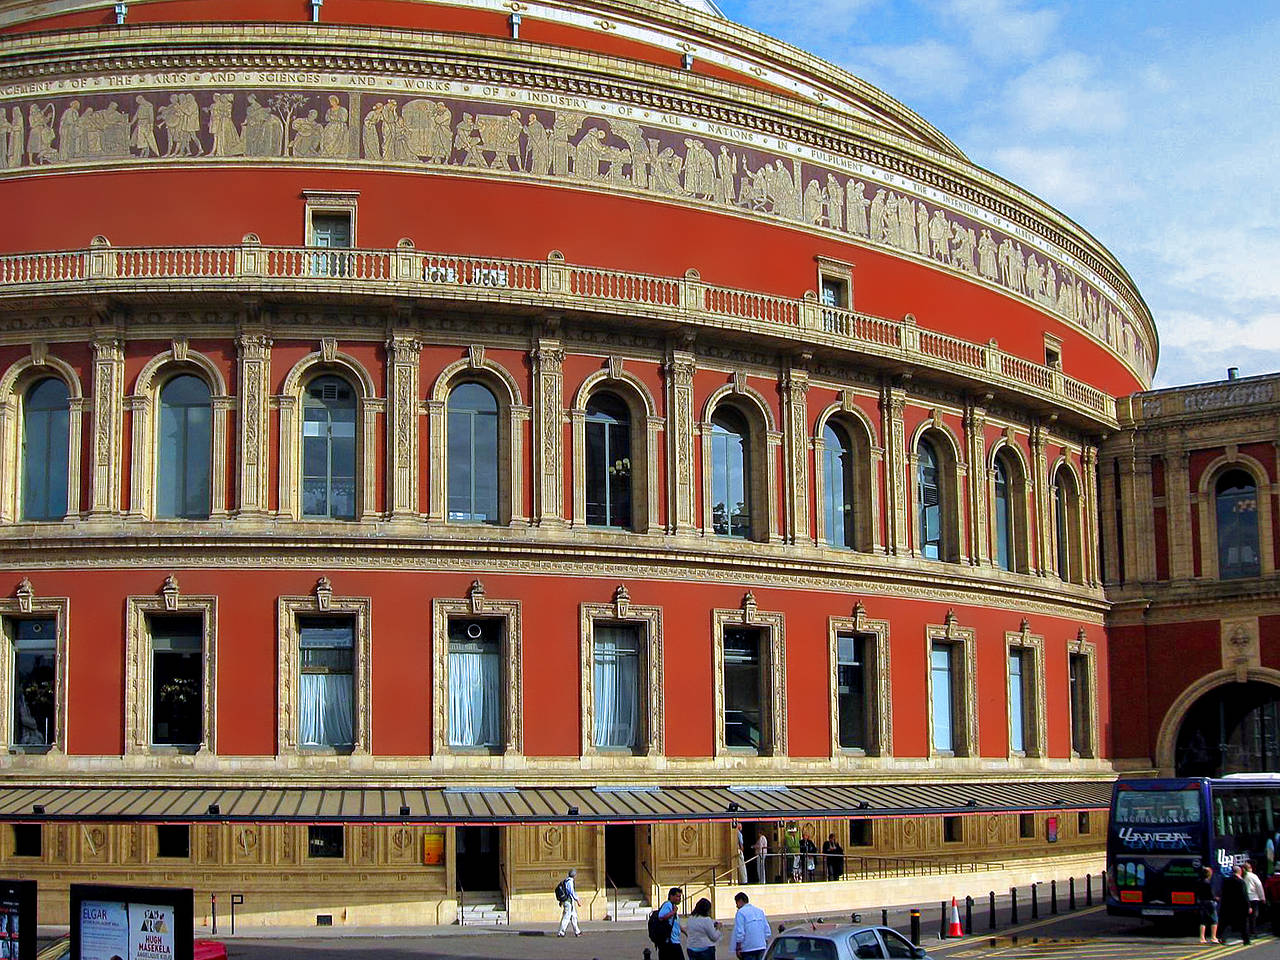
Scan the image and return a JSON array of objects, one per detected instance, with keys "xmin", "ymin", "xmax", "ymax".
[{"xmin": 1113, "ymin": 788, "xmax": 1202, "ymax": 825}]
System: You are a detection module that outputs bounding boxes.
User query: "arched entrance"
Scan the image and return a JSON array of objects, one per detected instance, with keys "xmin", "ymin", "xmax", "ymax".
[{"xmin": 1173, "ymin": 681, "xmax": 1280, "ymax": 777}]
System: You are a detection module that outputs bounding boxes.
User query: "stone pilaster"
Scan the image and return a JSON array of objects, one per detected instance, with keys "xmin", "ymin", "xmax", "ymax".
[
  {"xmin": 1080, "ymin": 444, "xmax": 1100, "ymax": 587},
  {"xmin": 1164, "ymin": 446, "xmax": 1193, "ymax": 582},
  {"xmin": 665, "ymin": 350, "xmax": 697, "ymax": 536},
  {"xmin": 89, "ymin": 334, "xmax": 125, "ymax": 517},
  {"xmin": 386, "ymin": 335, "xmax": 422, "ymax": 519},
  {"xmin": 964, "ymin": 400, "xmax": 988, "ymax": 566},
  {"xmin": 782, "ymin": 365, "xmax": 810, "ymax": 544},
  {"xmin": 1029, "ymin": 423, "xmax": 1050, "ymax": 576},
  {"xmin": 1098, "ymin": 455, "xmax": 1121, "ymax": 584},
  {"xmin": 1125, "ymin": 453, "xmax": 1157, "ymax": 583},
  {"xmin": 880, "ymin": 381, "xmax": 908, "ymax": 555},
  {"xmin": 235, "ymin": 332, "xmax": 272, "ymax": 517},
  {"xmin": 531, "ymin": 338, "xmax": 565, "ymax": 527}
]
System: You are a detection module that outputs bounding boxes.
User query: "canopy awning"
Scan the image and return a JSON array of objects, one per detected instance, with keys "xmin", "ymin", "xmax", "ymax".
[{"xmin": 0, "ymin": 780, "xmax": 1112, "ymax": 824}]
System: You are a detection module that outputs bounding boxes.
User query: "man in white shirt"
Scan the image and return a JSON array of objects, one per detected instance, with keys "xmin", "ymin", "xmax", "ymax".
[
  {"xmin": 556, "ymin": 868, "xmax": 581, "ymax": 937},
  {"xmin": 734, "ymin": 823, "xmax": 748, "ymax": 884},
  {"xmin": 1244, "ymin": 860, "xmax": 1267, "ymax": 937},
  {"xmin": 732, "ymin": 891, "xmax": 771, "ymax": 960},
  {"xmin": 752, "ymin": 831, "xmax": 769, "ymax": 884}
]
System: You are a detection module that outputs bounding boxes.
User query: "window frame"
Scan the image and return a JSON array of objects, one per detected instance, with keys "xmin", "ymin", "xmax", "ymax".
[
  {"xmin": 925, "ymin": 613, "xmax": 977, "ymax": 759},
  {"xmin": 154, "ymin": 373, "xmax": 214, "ymax": 520},
  {"xmin": 582, "ymin": 391, "xmax": 635, "ymax": 531},
  {"xmin": 303, "ymin": 190, "xmax": 358, "ymax": 279},
  {"xmin": 306, "ymin": 824, "xmax": 346, "ymax": 860},
  {"xmin": 815, "ymin": 256, "xmax": 854, "ymax": 310},
  {"xmin": 1003, "ymin": 623, "xmax": 1046, "ymax": 759},
  {"xmin": 570, "ymin": 367, "xmax": 659, "ymax": 533},
  {"xmin": 699, "ymin": 383, "xmax": 779, "ymax": 544},
  {"xmin": 277, "ymin": 582, "xmax": 371, "ymax": 757},
  {"xmin": 1052, "ymin": 462, "xmax": 1084, "ymax": 584},
  {"xmin": 989, "ymin": 443, "xmax": 1030, "ymax": 575},
  {"xmin": 300, "ymin": 374, "xmax": 360, "ymax": 521},
  {"xmin": 1213, "ymin": 468, "xmax": 1263, "ymax": 580},
  {"xmin": 11, "ymin": 823, "xmax": 41, "ymax": 858},
  {"xmin": 942, "ymin": 816, "xmax": 963, "ymax": 843},
  {"xmin": 0, "ymin": 353, "xmax": 83, "ymax": 525},
  {"xmin": 827, "ymin": 605, "xmax": 891, "ymax": 759},
  {"xmin": 0, "ymin": 585, "xmax": 69, "ymax": 756},
  {"xmin": 579, "ymin": 591, "xmax": 663, "ymax": 759},
  {"xmin": 712, "ymin": 597, "xmax": 786, "ymax": 758},
  {"xmin": 445, "ymin": 380, "xmax": 501, "ymax": 525},
  {"xmin": 19, "ymin": 376, "xmax": 72, "ymax": 523},
  {"xmin": 911, "ymin": 426, "xmax": 963, "ymax": 563},
  {"xmin": 432, "ymin": 583, "xmax": 522, "ymax": 760},
  {"xmin": 124, "ymin": 582, "xmax": 216, "ymax": 756},
  {"xmin": 154, "ymin": 824, "xmax": 191, "ymax": 860},
  {"xmin": 1067, "ymin": 631, "xmax": 1099, "ymax": 760}
]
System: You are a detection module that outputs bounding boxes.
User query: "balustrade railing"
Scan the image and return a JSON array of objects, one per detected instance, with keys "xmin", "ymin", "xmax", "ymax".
[{"xmin": 0, "ymin": 241, "xmax": 1116, "ymax": 420}]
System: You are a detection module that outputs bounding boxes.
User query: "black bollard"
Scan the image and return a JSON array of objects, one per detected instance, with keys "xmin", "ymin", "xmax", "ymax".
[
  {"xmin": 882, "ymin": 908, "xmax": 888, "ymax": 927},
  {"xmin": 1069, "ymin": 876, "xmax": 1076, "ymax": 911},
  {"xmin": 1050, "ymin": 879, "xmax": 1058, "ymax": 915},
  {"xmin": 988, "ymin": 891, "xmax": 996, "ymax": 931},
  {"xmin": 1010, "ymin": 887, "xmax": 1019, "ymax": 925},
  {"xmin": 210, "ymin": 894, "xmax": 217, "ymax": 936},
  {"xmin": 965, "ymin": 896, "xmax": 973, "ymax": 934},
  {"xmin": 1031, "ymin": 883, "xmax": 1039, "ymax": 920},
  {"xmin": 643, "ymin": 950, "xmax": 652, "ymax": 960},
  {"xmin": 910, "ymin": 909, "xmax": 921, "ymax": 946},
  {"xmin": 939, "ymin": 901, "xmax": 947, "ymax": 939},
  {"xmin": 1085, "ymin": 873, "xmax": 1093, "ymax": 907}
]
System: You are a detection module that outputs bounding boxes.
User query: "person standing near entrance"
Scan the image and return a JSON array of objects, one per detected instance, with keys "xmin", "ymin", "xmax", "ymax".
[
  {"xmin": 556, "ymin": 868, "xmax": 581, "ymax": 937},
  {"xmin": 823, "ymin": 833, "xmax": 843, "ymax": 881},
  {"xmin": 1244, "ymin": 860, "xmax": 1266, "ymax": 936},
  {"xmin": 752, "ymin": 830, "xmax": 769, "ymax": 883},
  {"xmin": 732, "ymin": 891, "xmax": 771, "ymax": 960},
  {"xmin": 654, "ymin": 887, "xmax": 685, "ymax": 960},
  {"xmin": 683, "ymin": 897, "xmax": 721, "ymax": 960},
  {"xmin": 734, "ymin": 822, "xmax": 749, "ymax": 884},
  {"xmin": 1197, "ymin": 865, "xmax": 1219, "ymax": 944},
  {"xmin": 1220, "ymin": 864, "xmax": 1251, "ymax": 945}
]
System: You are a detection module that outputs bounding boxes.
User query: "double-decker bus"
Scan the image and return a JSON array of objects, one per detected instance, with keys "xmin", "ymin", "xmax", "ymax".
[{"xmin": 1107, "ymin": 775, "xmax": 1280, "ymax": 920}]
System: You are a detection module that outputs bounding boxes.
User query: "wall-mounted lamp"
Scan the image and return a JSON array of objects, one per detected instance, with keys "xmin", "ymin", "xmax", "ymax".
[
  {"xmin": 682, "ymin": 51, "xmax": 695, "ymax": 71},
  {"xmin": 310, "ymin": 0, "xmax": 323, "ymax": 23},
  {"xmin": 399, "ymin": 804, "xmax": 411, "ymax": 817},
  {"xmin": 509, "ymin": 12, "xmax": 522, "ymax": 39},
  {"xmin": 726, "ymin": 801, "xmax": 741, "ymax": 813},
  {"xmin": 207, "ymin": 803, "xmax": 220, "ymax": 816},
  {"xmin": 32, "ymin": 804, "xmax": 45, "ymax": 816},
  {"xmin": 114, "ymin": 2, "xmax": 127, "ymax": 24},
  {"xmin": 566, "ymin": 805, "xmax": 579, "ymax": 816}
]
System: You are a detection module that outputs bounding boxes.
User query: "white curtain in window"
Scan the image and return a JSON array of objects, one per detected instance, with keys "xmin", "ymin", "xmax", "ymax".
[
  {"xmin": 299, "ymin": 673, "xmax": 354, "ymax": 747},
  {"xmin": 449, "ymin": 650, "xmax": 501, "ymax": 747},
  {"xmin": 593, "ymin": 629, "xmax": 640, "ymax": 748}
]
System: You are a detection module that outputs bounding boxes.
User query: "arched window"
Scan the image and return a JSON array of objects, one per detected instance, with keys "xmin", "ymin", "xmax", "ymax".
[
  {"xmin": 710, "ymin": 406, "xmax": 751, "ymax": 538},
  {"xmin": 823, "ymin": 421, "xmax": 856, "ymax": 549},
  {"xmin": 156, "ymin": 375, "xmax": 212, "ymax": 519},
  {"xmin": 21, "ymin": 378, "xmax": 69, "ymax": 521},
  {"xmin": 301, "ymin": 375, "xmax": 357, "ymax": 520},
  {"xmin": 917, "ymin": 438, "xmax": 943, "ymax": 560},
  {"xmin": 1053, "ymin": 466, "xmax": 1082, "ymax": 583},
  {"xmin": 585, "ymin": 393, "xmax": 632, "ymax": 529},
  {"xmin": 447, "ymin": 382, "xmax": 499, "ymax": 524},
  {"xmin": 1216, "ymin": 469, "xmax": 1260, "ymax": 579},
  {"xmin": 993, "ymin": 455, "xmax": 1015, "ymax": 572}
]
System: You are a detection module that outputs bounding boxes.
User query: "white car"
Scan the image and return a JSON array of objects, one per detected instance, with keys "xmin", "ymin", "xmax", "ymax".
[{"xmin": 764, "ymin": 925, "xmax": 934, "ymax": 960}]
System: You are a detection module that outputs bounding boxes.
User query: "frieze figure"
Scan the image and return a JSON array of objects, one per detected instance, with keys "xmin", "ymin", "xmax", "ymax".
[
  {"xmin": 803, "ymin": 179, "xmax": 824, "ymax": 225},
  {"xmin": 950, "ymin": 223, "xmax": 976, "ymax": 272},
  {"xmin": 400, "ymin": 99, "xmax": 450, "ymax": 162},
  {"xmin": 476, "ymin": 110, "xmax": 525, "ymax": 170},
  {"xmin": 85, "ymin": 101, "xmax": 130, "ymax": 158},
  {"xmin": 454, "ymin": 113, "xmax": 485, "ymax": 167},
  {"xmin": 0, "ymin": 110, "xmax": 9, "ymax": 169},
  {"xmin": 897, "ymin": 194, "xmax": 916, "ymax": 252},
  {"xmin": 380, "ymin": 101, "xmax": 414, "ymax": 162},
  {"xmin": 362, "ymin": 101, "xmax": 383, "ymax": 160},
  {"xmin": 928, "ymin": 208, "xmax": 949, "ymax": 261},
  {"xmin": 524, "ymin": 112, "xmax": 552, "ymax": 175},
  {"xmin": 869, "ymin": 188, "xmax": 887, "ymax": 242},
  {"xmin": 26, "ymin": 104, "xmax": 55, "ymax": 164},
  {"xmin": 768, "ymin": 159, "xmax": 800, "ymax": 219},
  {"xmin": 652, "ymin": 145, "xmax": 684, "ymax": 195},
  {"xmin": 573, "ymin": 126, "xmax": 609, "ymax": 181},
  {"xmin": 978, "ymin": 229, "xmax": 998, "ymax": 281},
  {"xmin": 824, "ymin": 174, "xmax": 843, "ymax": 232},
  {"xmin": 159, "ymin": 93, "xmax": 202, "ymax": 157},
  {"xmin": 290, "ymin": 109, "xmax": 323, "ymax": 157},
  {"xmin": 132, "ymin": 95, "xmax": 159, "ymax": 157},
  {"xmin": 319, "ymin": 96, "xmax": 349, "ymax": 158},
  {"xmin": 683, "ymin": 137, "xmax": 716, "ymax": 199},
  {"xmin": 243, "ymin": 95, "xmax": 284, "ymax": 158},
  {"xmin": 8, "ymin": 107, "xmax": 23, "ymax": 169},
  {"xmin": 846, "ymin": 180, "xmax": 869, "ymax": 236},
  {"xmin": 915, "ymin": 202, "xmax": 930, "ymax": 256},
  {"xmin": 207, "ymin": 93, "xmax": 245, "ymax": 158},
  {"xmin": 550, "ymin": 112, "xmax": 583, "ymax": 176},
  {"xmin": 57, "ymin": 100, "xmax": 82, "ymax": 161},
  {"xmin": 613, "ymin": 119, "xmax": 650, "ymax": 189}
]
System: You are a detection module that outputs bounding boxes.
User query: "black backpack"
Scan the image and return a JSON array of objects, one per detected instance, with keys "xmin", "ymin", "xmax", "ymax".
[
  {"xmin": 554, "ymin": 879, "xmax": 568, "ymax": 904},
  {"xmin": 647, "ymin": 906, "xmax": 672, "ymax": 945}
]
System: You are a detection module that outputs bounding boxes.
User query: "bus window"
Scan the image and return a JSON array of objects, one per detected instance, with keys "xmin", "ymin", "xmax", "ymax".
[{"xmin": 1114, "ymin": 788, "xmax": 1202, "ymax": 824}]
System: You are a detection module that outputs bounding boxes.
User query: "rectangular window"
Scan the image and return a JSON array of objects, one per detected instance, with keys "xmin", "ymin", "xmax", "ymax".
[
  {"xmin": 820, "ymin": 276, "xmax": 848, "ymax": 308},
  {"xmin": 592, "ymin": 623, "xmax": 642, "ymax": 752},
  {"xmin": 848, "ymin": 819, "xmax": 872, "ymax": 847},
  {"xmin": 930, "ymin": 642, "xmax": 956, "ymax": 754},
  {"xmin": 307, "ymin": 825, "xmax": 344, "ymax": 859},
  {"xmin": 12, "ymin": 824, "xmax": 40, "ymax": 858},
  {"xmin": 723, "ymin": 627, "xmax": 767, "ymax": 753},
  {"xmin": 1018, "ymin": 813, "xmax": 1035, "ymax": 839},
  {"xmin": 156, "ymin": 825, "xmax": 191, "ymax": 859},
  {"xmin": 1008, "ymin": 649, "xmax": 1028, "ymax": 755},
  {"xmin": 149, "ymin": 614, "xmax": 203, "ymax": 748},
  {"xmin": 836, "ymin": 632, "xmax": 868, "ymax": 751},
  {"xmin": 309, "ymin": 212, "xmax": 353, "ymax": 277},
  {"xmin": 1077, "ymin": 812, "xmax": 1091, "ymax": 835},
  {"xmin": 298, "ymin": 617, "xmax": 355, "ymax": 750},
  {"xmin": 10, "ymin": 617, "xmax": 56, "ymax": 749},
  {"xmin": 943, "ymin": 816, "xmax": 962, "ymax": 843},
  {"xmin": 447, "ymin": 618, "xmax": 503, "ymax": 750},
  {"xmin": 1069, "ymin": 653, "xmax": 1091, "ymax": 756}
]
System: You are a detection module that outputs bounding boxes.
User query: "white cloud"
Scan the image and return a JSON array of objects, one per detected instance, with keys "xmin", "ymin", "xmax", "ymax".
[
  {"xmin": 852, "ymin": 39, "xmax": 972, "ymax": 101},
  {"xmin": 739, "ymin": 0, "xmax": 879, "ymax": 47},
  {"xmin": 986, "ymin": 144, "xmax": 1131, "ymax": 213},
  {"xmin": 1148, "ymin": 229, "xmax": 1280, "ymax": 306},
  {"xmin": 937, "ymin": 0, "xmax": 1060, "ymax": 62},
  {"xmin": 1004, "ymin": 53, "xmax": 1127, "ymax": 134}
]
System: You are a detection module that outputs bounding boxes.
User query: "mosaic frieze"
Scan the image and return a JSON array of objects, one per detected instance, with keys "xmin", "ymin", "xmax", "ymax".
[{"xmin": 0, "ymin": 81, "xmax": 1151, "ymax": 380}]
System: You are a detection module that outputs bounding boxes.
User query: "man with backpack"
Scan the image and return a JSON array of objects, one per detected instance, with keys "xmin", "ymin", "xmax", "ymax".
[
  {"xmin": 555, "ymin": 868, "xmax": 581, "ymax": 937},
  {"xmin": 649, "ymin": 887, "xmax": 685, "ymax": 959}
]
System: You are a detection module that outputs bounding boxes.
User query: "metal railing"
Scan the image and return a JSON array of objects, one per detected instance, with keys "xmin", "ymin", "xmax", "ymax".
[
  {"xmin": 604, "ymin": 872, "xmax": 620, "ymax": 922},
  {"xmin": 0, "ymin": 241, "xmax": 1121, "ymax": 423}
]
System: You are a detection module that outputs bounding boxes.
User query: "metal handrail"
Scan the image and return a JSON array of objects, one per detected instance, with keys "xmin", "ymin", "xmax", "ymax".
[
  {"xmin": 0, "ymin": 241, "xmax": 1129, "ymax": 422},
  {"xmin": 498, "ymin": 862, "xmax": 509, "ymax": 925},
  {"xmin": 604, "ymin": 873, "xmax": 620, "ymax": 922},
  {"xmin": 456, "ymin": 876, "xmax": 465, "ymax": 927}
]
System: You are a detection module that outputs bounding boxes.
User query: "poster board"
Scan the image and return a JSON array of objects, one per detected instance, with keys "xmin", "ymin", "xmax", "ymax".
[
  {"xmin": 0, "ymin": 879, "xmax": 36, "ymax": 960},
  {"xmin": 70, "ymin": 884, "xmax": 193, "ymax": 960}
]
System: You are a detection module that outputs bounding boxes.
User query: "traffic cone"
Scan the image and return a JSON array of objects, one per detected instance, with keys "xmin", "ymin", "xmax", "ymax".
[{"xmin": 947, "ymin": 897, "xmax": 963, "ymax": 938}]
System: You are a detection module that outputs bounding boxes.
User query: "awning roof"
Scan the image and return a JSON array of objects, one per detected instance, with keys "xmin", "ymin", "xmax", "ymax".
[{"xmin": 0, "ymin": 780, "xmax": 1111, "ymax": 824}]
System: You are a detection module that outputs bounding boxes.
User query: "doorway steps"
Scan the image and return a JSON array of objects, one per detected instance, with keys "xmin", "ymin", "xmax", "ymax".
[
  {"xmin": 606, "ymin": 887, "xmax": 650, "ymax": 921},
  {"xmin": 458, "ymin": 892, "xmax": 508, "ymax": 926}
]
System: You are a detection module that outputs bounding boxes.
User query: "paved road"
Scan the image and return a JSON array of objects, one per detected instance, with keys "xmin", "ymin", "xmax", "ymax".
[{"xmin": 211, "ymin": 905, "xmax": 1278, "ymax": 959}]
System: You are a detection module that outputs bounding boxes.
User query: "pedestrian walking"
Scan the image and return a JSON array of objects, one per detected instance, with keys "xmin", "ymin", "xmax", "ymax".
[
  {"xmin": 732, "ymin": 891, "xmax": 771, "ymax": 960},
  {"xmin": 822, "ymin": 833, "xmax": 843, "ymax": 881},
  {"xmin": 752, "ymin": 830, "xmax": 769, "ymax": 884},
  {"xmin": 651, "ymin": 886, "xmax": 685, "ymax": 960},
  {"xmin": 1197, "ymin": 865, "xmax": 1220, "ymax": 944},
  {"xmin": 683, "ymin": 897, "xmax": 721, "ymax": 960},
  {"xmin": 1221, "ymin": 864, "xmax": 1251, "ymax": 945},
  {"xmin": 555, "ymin": 867, "xmax": 581, "ymax": 937},
  {"xmin": 1244, "ymin": 859, "xmax": 1266, "ymax": 936},
  {"xmin": 734, "ymin": 822, "xmax": 749, "ymax": 885}
]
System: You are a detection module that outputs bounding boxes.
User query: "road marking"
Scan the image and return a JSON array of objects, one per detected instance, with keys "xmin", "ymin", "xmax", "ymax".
[{"xmin": 941, "ymin": 934, "xmax": 1273, "ymax": 960}]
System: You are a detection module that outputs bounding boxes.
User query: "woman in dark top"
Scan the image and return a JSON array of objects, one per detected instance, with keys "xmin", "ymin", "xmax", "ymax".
[
  {"xmin": 1220, "ymin": 865, "xmax": 1251, "ymax": 945},
  {"xmin": 1198, "ymin": 865, "xmax": 1220, "ymax": 944}
]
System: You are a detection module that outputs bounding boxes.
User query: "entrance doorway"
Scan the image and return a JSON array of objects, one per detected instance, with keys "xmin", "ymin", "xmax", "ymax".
[
  {"xmin": 455, "ymin": 825, "xmax": 501, "ymax": 892},
  {"xmin": 1174, "ymin": 681, "xmax": 1280, "ymax": 777},
  {"xmin": 604, "ymin": 824, "xmax": 637, "ymax": 887},
  {"xmin": 741, "ymin": 821, "xmax": 773, "ymax": 884}
]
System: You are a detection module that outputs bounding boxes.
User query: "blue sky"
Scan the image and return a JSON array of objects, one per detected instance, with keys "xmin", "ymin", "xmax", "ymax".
[{"xmin": 715, "ymin": 0, "xmax": 1280, "ymax": 389}]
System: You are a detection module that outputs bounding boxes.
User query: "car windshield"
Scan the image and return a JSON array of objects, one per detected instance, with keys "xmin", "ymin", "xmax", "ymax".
[{"xmin": 767, "ymin": 935, "xmax": 839, "ymax": 960}]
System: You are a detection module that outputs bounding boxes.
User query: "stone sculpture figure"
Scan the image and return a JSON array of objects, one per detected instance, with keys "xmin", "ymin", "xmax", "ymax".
[
  {"xmin": 381, "ymin": 101, "xmax": 414, "ymax": 162},
  {"xmin": 132, "ymin": 95, "xmax": 159, "ymax": 157},
  {"xmin": 612, "ymin": 120, "xmax": 649, "ymax": 189},
  {"xmin": 978, "ymin": 229, "xmax": 998, "ymax": 280},
  {"xmin": 1023, "ymin": 252, "xmax": 1042, "ymax": 299},
  {"xmin": 0, "ymin": 111, "xmax": 9, "ymax": 169},
  {"xmin": 243, "ymin": 95, "xmax": 284, "ymax": 157},
  {"xmin": 319, "ymin": 96, "xmax": 349, "ymax": 158},
  {"xmin": 928, "ymin": 208, "xmax": 950, "ymax": 261},
  {"xmin": 683, "ymin": 138, "xmax": 716, "ymax": 199},
  {"xmin": 652, "ymin": 146, "xmax": 684, "ymax": 195},
  {"xmin": 57, "ymin": 100, "xmax": 82, "ymax": 161},
  {"xmin": 27, "ymin": 104, "xmax": 55, "ymax": 164},
  {"xmin": 824, "ymin": 174, "xmax": 843, "ymax": 231},
  {"xmin": 897, "ymin": 194, "xmax": 916, "ymax": 251},
  {"xmin": 290, "ymin": 109, "xmax": 323, "ymax": 157},
  {"xmin": 550, "ymin": 112, "xmax": 584, "ymax": 176},
  {"xmin": 207, "ymin": 93, "xmax": 245, "ymax": 157},
  {"xmin": 916, "ymin": 202, "xmax": 930, "ymax": 256},
  {"xmin": 882, "ymin": 193, "xmax": 900, "ymax": 246},
  {"xmin": 803, "ymin": 179, "xmax": 824, "ymax": 225},
  {"xmin": 159, "ymin": 94, "xmax": 201, "ymax": 157},
  {"xmin": 869, "ymin": 188, "xmax": 887, "ymax": 242},
  {"xmin": 86, "ymin": 102, "xmax": 130, "ymax": 158},
  {"xmin": 475, "ymin": 110, "xmax": 525, "ymax": 170},
  {"xmin": 454, "ymin": 113, "xmax": 485, "ymax": 167},
  {"xmin": 951, "ymin": 224, "xmax": 976, "ymax": 272},
  {"xmin": 8, "ymin": 108, "xmax": 23, "ymax": 169},
  {"xmin": 846, "ymin": 180, "xmax": 869, "ymax": 236},
  {"xmin": 361, "ymin": 102, "xmax": 383, "ymax": 161},
  {"xmin": 525, "ymin": 113, "xmax": 552, "ymax": 175},
  {"xmin": 573, "ymin": 126, "xmax": 609, "ymax": 181}
]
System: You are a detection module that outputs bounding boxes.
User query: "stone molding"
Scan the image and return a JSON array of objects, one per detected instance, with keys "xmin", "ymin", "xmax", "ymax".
[
  {"xmin": 1002, "ymin": 621, "xmax": 1046, "ymax": 760},
  {"xmin": 827, "ymin": 602, "xmax": 891, "ymax": 760},
  {"xmin": 925, "ymin": 611, "xmax": 978, "ymax": 759},
  {"xmin": 578, "ymin": 586, "xmax": 663, "ymax": 761},
  {"xmin": 0, "ymin": 578, "xmax": 68, "ymax": 756},
  {"xmin": 711, "ymin": 593, "xmax": 786, "ymax": 759}
]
